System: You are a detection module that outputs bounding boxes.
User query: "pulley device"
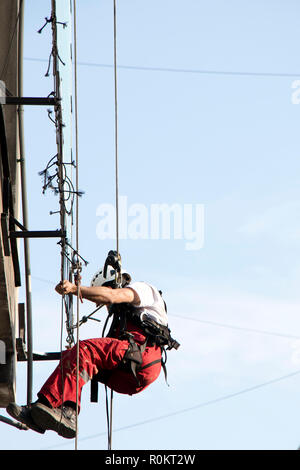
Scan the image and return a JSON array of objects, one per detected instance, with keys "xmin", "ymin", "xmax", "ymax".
[{"xmin": 103, "ymin": 250, "xmax": 122, "ymax": 288}]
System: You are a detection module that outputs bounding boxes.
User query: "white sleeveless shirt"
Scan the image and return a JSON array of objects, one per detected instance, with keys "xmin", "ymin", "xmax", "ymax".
[{"xmin": 128, "ymin": 281, "xmax": 168, "ymax": 327}]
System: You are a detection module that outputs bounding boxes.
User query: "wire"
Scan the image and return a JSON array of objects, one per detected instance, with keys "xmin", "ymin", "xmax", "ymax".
[
  {"xmin": 96, "ymin": 368, "xmax": 300, "ymax": 435},
  {"xmin": 23, "ymin": 57, "xmax": 300, "ymax": 79},
  {"xmin": 20, "ymin": 271, "xmax": 300, "ymax": 341},
  {"xmin": 43, "ymin": 367, "xmax": 300, "ymax": 449},
  {"xmin": 48, "ymin": 0, "xmax": 70, "ymax": 437},
  {"xmin": 170, "ymin": 314, "xmax": 300, "ymax": 340}
]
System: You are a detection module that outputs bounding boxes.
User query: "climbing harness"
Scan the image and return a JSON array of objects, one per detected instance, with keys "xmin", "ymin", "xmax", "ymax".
[
  {"xmin": 89, "ymin": 263, "xmax": 180, "ymax": 405},
  {"xmin": 107, "ymin": 298, "xmax": 179, "ymax": 380}
]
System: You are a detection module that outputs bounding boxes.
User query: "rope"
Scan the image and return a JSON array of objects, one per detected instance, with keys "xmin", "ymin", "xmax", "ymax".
[
  {"xmin": 113, "ymin": 0, "xmax": 119, "ymax": 257},
  {"xmin": 106, "ymin": 0, "xmax": 120, "ymax": 450},
  {"xmin": 72, "ymin": 0, "xmax": 81, "ymax": 451},
  {"xmin": 109, "ymin": 388, "xmax": 114, "ymax": 449},
  {"xmin": 113, "ymin": 0, "xmax": 119, "ymax": 258},
  {"xmin": 105, "ymin": 385, "xmax": 114, "ymax": 450}
]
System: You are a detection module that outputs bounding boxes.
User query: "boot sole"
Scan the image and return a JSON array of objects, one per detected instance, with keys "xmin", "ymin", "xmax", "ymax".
[
  {"xmin": 31, "ymin": 403, "xmax": 76, "ymax": 439},
  {"xmin": 6, "ymin": 403, "xmax": 45, "ymax": 434}
]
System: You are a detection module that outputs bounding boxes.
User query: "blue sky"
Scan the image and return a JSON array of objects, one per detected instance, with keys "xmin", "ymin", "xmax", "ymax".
[{"xmin": 2, "ymin": 0, "xmax": 300, "ymax": 450}]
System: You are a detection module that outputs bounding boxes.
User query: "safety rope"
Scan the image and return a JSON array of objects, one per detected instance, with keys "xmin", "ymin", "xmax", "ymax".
[
  {"xmin": 93, "ymin": 0, "xmax": 121, "ymax": 450},
  {"xmin": 72, "ymin": 0, "xmax": 81, "ymax": 451},
  {"xmin": 106, "ymin": 0, "xmax": 120, "ymax": 451},
  {"xmin": 113, "ymin": 0, "xmax": 119, "ymax": 258}
]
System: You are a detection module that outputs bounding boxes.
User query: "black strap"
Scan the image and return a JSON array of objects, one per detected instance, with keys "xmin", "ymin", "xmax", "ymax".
[
  {"xmin": 139, "ymin": 357, "xmax": 169, "ymax": 386},
  {"xmin": 139, "ymin": 358, "xmax": 162, "ymax": 371},
  {"xmin": 90, "ymin": 378, "xmax": 99, "ymax": 403},
  {"xmin": 139, "ymin": 347, "xmax": 169, "ymax": 386}
]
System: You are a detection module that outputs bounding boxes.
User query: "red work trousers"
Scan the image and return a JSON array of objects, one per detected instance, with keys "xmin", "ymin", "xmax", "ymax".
[{"xmin": 38, "ymin": 335, "xmax": 162, "ymax": 411}]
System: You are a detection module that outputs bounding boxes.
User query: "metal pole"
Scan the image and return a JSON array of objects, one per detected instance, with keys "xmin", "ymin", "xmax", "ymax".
[{"xmin": 17, "ymin": 0, "xmax": 33, "ymax": 405}]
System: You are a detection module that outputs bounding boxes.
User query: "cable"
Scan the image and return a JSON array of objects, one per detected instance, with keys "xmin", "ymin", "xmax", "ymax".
[
  {"xmin": 23, "ymin": 57, "xmax": 300, "ymax": 79},
  {"xmin": 20, "ymin": 271, "xmax": 300, "ymax": 341},
  {"xmin": 97, "ymin": 368, "xmax": 300, "ymax": 435},
  {"xmin": 170, "ymin": 314, "xmax": 300, "ymax": 340},
  {"xmin": 72, "ymin": 0, "xmax": 80, "ymax": 451},
  {"xmin": 44, "ymin": 367, "xmax": 300, "ymax": 449},
  {"xmin": 48, "ymin": 0, "xmax": 70, "ymax": 437}
]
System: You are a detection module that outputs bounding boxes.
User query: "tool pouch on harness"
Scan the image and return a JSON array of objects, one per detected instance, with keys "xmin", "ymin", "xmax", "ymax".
[{"xmin": 120, "ymin": 334, "xmax": 146, "ymax": 386}]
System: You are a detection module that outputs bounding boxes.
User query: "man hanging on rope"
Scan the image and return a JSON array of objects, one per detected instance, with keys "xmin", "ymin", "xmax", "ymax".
[{"xmin": 6, "ymin": 254, "xmax": 179, "ymax": 439}]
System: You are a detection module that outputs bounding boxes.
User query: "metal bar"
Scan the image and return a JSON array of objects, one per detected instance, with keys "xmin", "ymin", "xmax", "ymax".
[
  {"xmin": 1, "ymin": 213, "xmax": 10, "ymax": 256},
  {"xmin": 11, "ymin": 216, "xmax": 27, "ymax": 231},
  {"xmin": 32, "ymin": 352, "xmax": 61, "ymax": 361},
  {"xmin": 2, "ymin": 177, "xmax": 10, "ymax": 214},
  {"xmin": 8, "ymin": 217, "xmax": 21, "ymax": 286},
  {"xmin": 5, "ymin": 97, "xmax": 58, "ymax": 106},
  {"xmin": 16, "ymin": 338, "xmax": 27, "ymax": 361},
  {"xmin": 10, "ymin": 229, "xmax": 66, "ymax": 238},
  {"xmin": 0, "ymin": 110, "xmax": 21, "ymax": 285},
  {"xmin": 18, "ymin": 0, "xmax": 33, "ymax": 405},
  {"xmin": 17, "ymin": 351, "xmax": 61, "ymax": 362},
  {"xmin": 0, "ymin": 414, "xmax": 28, "ymax": 431},
  {"xmin": 0, "ymin": 107, "xmax": 10, "ymax": 178},
  {"xmin": 18, "ymin": 303, "xmax": 25, "ymax": 341}
]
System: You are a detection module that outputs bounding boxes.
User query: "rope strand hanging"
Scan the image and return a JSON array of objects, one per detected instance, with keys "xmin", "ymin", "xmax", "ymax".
[
  {"xmin": 114, "ymin": 0, "xmax": 120, "ymax": 260},
  {"xmin": 72, "ymin": 0, "xmax": 81, "ymax": 451},
  {"xmin": 106, "ymin": 0, "xmax": 120, "ymax": 451}
]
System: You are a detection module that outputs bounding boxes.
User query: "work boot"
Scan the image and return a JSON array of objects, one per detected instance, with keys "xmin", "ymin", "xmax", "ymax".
[
  {"xmin": 6, "ymin": 402, "xmax": 45, "ymax": 434},
  {"xmin": 31, "ymin": 402, "xmax": 77, "ymax": 439}
]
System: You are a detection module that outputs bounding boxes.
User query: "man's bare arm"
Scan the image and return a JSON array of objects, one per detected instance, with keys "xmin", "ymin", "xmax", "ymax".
[{"xmin": 55, "ymin": 280, "xmax": 140, "ymax": 305}]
